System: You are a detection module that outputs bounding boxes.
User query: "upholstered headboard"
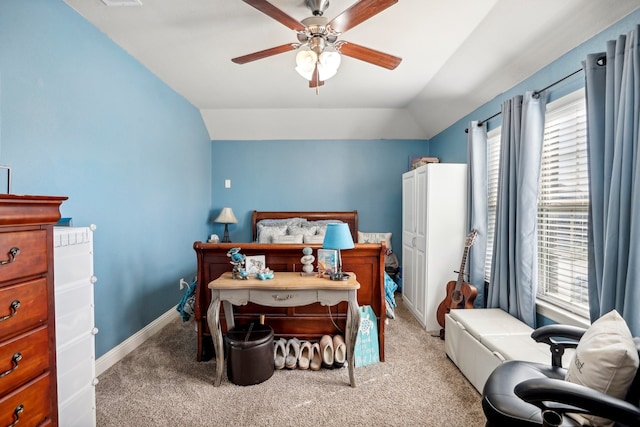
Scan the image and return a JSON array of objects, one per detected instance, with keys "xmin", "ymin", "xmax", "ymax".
[{"xmin": 251, "ymin": 210, "xmax": 358, "ymax": 242}]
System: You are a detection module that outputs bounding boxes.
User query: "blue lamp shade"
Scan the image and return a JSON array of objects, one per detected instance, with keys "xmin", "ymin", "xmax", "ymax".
[
  {"xmin": 322, "ymin": 223, "xmax": 354, "ymax": 250},
  {"xmin": 322, "ymin": 223, "xmax": 354, "ymax": 281}
]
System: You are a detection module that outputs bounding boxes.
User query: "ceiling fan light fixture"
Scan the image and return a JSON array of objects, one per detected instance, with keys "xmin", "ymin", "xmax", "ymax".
[
  {"xmin": 318, "ymin": 51, "xmax": 341, "ymax": 80},
  {"xmin": 295, "ymin": 48, "xmax": 340, "ymax": 82},
  {"xmin": 295, "ymin": 49, "xmax": 317, "ymax": 80},
  {"xmin": 319, "ymin": 51, "xmax": 340, "ymax": 68}
]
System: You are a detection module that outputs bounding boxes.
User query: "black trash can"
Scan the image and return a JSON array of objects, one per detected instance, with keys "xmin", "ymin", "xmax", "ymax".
[{"xmin": 224, "ymin": 322, "xmax": 274, "ymax": 386}]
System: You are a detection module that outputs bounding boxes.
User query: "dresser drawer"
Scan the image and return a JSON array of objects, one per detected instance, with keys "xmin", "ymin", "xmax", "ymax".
[
  {"xmin": 0, "ymin": 278, "xmax": 48, "ymax": 340},
  {"xmin": 0, "ymin": 230, "xmax": 48, "ymax": 283},
  {"xmin": 0, "ymin": 326, "xmax": 49, "ymax": 396},
  {"xmin": 0, "ymin": 372, "xmax": 51, "ymax": 427}
]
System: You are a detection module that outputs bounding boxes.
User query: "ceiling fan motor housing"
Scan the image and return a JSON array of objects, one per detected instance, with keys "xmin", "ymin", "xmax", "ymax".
[
  {"xmin": 298, "ymin": 16, "xmax": 338, "ymax": 45},
  {"xmin": 305, "ymin": 0, "xmax": 330, "ymax": 16}
]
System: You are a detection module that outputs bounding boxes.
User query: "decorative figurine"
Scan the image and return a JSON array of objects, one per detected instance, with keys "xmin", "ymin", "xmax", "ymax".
[
  {"xmin": 300, "ymin": 246, "xmax": 316, "ymax": 276},
  {"xmin": 227, "ymin": 247, "xmax": 247, "ymax": 279},
  {"xmin": 255, "ymin": 268, "xmax": 274, "ymax": 280}
]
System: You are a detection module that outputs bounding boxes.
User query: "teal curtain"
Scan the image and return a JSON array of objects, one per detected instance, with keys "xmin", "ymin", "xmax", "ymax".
[
  {"xmin": 488, "ymin": 92, "xmax": 547, "ymax": 327},
  {"xmin": 467, "ymin": 121, "xmax": 488, "ymax": 307},
  {"xmin": 583, "ymin": 25, "xmax": 640, "ymax": 335}
]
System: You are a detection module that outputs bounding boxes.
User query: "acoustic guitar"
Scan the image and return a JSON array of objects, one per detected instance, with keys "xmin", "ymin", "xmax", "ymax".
[{"xmin": 436, "ymin": 230, "xmax": 479, "ymax": 339}]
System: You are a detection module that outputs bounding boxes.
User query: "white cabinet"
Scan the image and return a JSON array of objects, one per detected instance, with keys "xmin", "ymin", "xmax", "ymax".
[
  {"xmin": 54, "ymin": 225, "xmax": 98, "ymax": 427},
  {"xmin": 402, "ymin": 164, "xmax": 467, "ymax": 330}
]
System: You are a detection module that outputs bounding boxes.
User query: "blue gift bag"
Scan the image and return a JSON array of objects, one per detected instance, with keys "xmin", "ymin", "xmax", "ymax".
[{"xmin": 354, "ymin": 305, "xmax": 380, "ymax": 367}]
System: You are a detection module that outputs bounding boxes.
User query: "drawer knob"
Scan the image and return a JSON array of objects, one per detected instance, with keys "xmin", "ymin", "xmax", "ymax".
[
  {"xmin": 6, "ymin": 404, "xmax": 23, "ymax": 427},
  {"xmin": 0, "ymin": 353, "xmax": 22, "ymax": 378},
  {"xmin": 0, "ymin": 247, "xmax": 19, "ymax": 266},
  {"xmin": 0, "ymin": 300, "xmax": 20, "ymax": 322}
]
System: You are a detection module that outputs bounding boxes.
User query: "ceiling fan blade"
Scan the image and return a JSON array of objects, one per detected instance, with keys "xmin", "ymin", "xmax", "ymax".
[
  {"xmin": 328, "ymin": 0, "xmax": 398, "ymax": 33},
  {"xmin": 242, "ymin": 0, "xmax": 306, "ymax": 31},
  {"xmin": 232, "ymin": 43, "xmax": 297, "ymax": 64},
  {"xmin": 338, "ymin": 41, "xmax": 402, "ymax": 70}
]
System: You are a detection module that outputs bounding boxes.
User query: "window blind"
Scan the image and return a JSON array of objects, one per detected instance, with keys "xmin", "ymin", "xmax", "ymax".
[
  {"xmin": 537, "ymin": 89, "xmax": 589, "ymax": 317},
  {"xmin": 485, "ymin": 128, "xmax": 501, "ymax": 282}
]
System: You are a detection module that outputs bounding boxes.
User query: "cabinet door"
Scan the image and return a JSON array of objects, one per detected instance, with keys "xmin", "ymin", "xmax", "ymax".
[
  {"xmin": 412, "ymin": 166, "xmax": 428, "ymax": 325},
  {"xmin": 424, "ymin": 164, "xmax": 468, "ymax": 331},
  {"xmin": 401, "ymin": 170, "xmax": 416, "ymax": 310}
]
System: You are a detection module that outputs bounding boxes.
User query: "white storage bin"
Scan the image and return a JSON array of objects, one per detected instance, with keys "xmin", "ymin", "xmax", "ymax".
[{"xmin": 54, "ymin": 226, "xmax": 96, "ymax": 427}]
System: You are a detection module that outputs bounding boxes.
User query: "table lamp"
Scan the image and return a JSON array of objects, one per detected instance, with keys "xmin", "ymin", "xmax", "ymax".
[
  {"xmin": 214, "ymin": 207, "xmax": 238, "ymax": 243},
  {"xmin": 322, "ymin": 223, "xmax": 354, "ymax": 281}
]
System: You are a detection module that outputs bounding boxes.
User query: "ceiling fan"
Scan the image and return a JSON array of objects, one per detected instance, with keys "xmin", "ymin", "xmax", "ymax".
[{"xmin": 232, "ymin": 0, "xmax": 402, "ymax": 90}]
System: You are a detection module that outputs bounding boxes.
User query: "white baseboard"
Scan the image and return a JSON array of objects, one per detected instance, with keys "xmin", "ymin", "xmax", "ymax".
[{"xmin": 95, "ymin": 308, "xmax": 180, "ymax": 376}]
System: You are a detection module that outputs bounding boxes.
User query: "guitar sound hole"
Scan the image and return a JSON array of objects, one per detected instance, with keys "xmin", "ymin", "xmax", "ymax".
[{"xmin": 451, "ymin": 291, "xmax": 462, "ymax": 304}]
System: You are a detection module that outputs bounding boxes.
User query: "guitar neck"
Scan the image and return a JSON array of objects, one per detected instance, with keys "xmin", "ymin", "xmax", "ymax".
[{"xmin": 455, "ymin": 247, "xmax": 470, "ymax": 290}]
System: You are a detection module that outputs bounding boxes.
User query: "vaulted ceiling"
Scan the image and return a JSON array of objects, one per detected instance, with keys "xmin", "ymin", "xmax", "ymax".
[{"xmin": 64, "ymin": 0, "xmax": 639, "ymax": 140}]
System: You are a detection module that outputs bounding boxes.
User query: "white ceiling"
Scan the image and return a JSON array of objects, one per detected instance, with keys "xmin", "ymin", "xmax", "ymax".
[{"xmin": 64, "ymin": 0, "xmax": 639, "ymax": 140}]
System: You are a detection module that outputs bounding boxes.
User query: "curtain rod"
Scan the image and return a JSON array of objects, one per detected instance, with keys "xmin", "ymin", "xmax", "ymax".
[{"xmin": 464, "ymin": 67, "xmax": 584, "ymax": 133}]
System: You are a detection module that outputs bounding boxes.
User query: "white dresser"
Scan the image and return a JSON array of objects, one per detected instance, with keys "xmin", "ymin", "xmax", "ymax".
[{"xmin": 54, "ymin": 225, "xmax": 98, "ymax": 427}]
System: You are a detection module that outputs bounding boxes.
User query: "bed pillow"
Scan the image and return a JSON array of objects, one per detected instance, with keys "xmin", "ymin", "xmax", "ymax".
[
  {"xmin": 256, "ymin": 223, "xmax": 288, "ymax": 243},
  {"xmin": 272, "ymin": 234, "xmax": 303, "ymax": 244},
  {"xmin": 257, "ymin": 217, "xmax": 306, "ymax": 227},
  {"xmin": 288, "ymin": 225, "xmax": 317, "ymax": 237},
  {"xmin": 358, "ymin": 231, "xmax": 392, "ymax": 251},
  {"xmin": 303, "ymin": 234, "xmax": 325, "ymax": 244},
  {"xmin": 564, "ymin": 309, "xmax": 639, "ymax": 427},
  {"xmin": 309, "ymin": 220, "xmax": 343, "ymax": 236}
]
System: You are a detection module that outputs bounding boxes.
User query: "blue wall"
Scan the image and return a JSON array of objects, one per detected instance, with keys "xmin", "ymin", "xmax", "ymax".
[
  {"xmin": 430, "ymin": 9, "xmax": 640, "ymax": 162},
  {"xmin": 210, "ymin": 139, "xmax": 429, "ymax": 251},
  {"xmin": 0, "ymin": 0, "xmax": 212, "ymax": 358}
]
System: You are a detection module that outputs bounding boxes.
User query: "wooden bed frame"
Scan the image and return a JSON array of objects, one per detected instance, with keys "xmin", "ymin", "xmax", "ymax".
[{"xmin": 192, "ymin": 210, "xmax": 386, "ymax": 363}]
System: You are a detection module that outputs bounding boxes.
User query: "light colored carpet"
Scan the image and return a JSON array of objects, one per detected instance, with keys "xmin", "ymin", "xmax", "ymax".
[{"xmin": 96, "ymin": 297, "xmax": 486, "ymax": 426}]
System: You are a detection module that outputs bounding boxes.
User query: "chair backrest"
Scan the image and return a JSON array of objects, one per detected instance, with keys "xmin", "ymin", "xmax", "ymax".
[{"xmin": 624, "ymin": 337, "xmax": 640, "ymax": 405}]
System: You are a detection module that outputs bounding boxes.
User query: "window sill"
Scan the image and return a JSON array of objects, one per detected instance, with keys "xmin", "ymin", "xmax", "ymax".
[{"xmin": 536, "ymin": 299, "xmax": 591, "ymax": 329}]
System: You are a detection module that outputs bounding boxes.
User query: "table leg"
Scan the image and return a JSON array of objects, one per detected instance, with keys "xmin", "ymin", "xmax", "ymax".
[
  {"xmin": 346, "ymin": 291, "xmax": 361, "ymax": 387},
  {"xmin": 223, "ymin": 300, "xmax": 235, "ymax": 330},
  {"xmin": 206, "ymin": 296, "xmax": 223, "ymax": 386}
]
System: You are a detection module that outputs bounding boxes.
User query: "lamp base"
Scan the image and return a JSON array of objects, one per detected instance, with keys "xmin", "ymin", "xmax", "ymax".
[{"xmin": 222, "ymin": 224, "xmax": 231, "ymax": 243}]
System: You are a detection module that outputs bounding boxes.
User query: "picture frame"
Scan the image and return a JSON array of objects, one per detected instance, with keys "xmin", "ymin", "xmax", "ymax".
[
  {"xmin": 317, "ymin": 249, "xmax": 337, "ymax": 276},
  {"xmin": 244, "ymin": 255, "xmax": 266, "ymax": 275}
]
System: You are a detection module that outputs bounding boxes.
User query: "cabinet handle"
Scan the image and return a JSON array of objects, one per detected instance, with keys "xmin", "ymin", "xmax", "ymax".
[
  {"xmin": 6, "ymin": 404, "xmax": 23, "ymax": 427},
  {"xmin": 0, "ymin": 301, "xmax": 20, "ymax": 322},
  {"xmin": 0, "ymin": 353, "xmax": 22, "ymax": 378},
  {"xmin": 0, "ymin": 247, "xmax": 19, "ymax": 266}
]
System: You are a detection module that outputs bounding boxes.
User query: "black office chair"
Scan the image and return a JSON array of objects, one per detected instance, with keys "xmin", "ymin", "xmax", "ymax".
[{"xmin": 482, "ymin": 324, "xmax": 640, "ymax": 426}]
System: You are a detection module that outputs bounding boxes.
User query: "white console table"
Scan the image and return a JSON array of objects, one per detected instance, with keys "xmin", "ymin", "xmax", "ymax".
[{"xmin": 207, "ymin": 271, "xmax": 361, "ymax": 387}]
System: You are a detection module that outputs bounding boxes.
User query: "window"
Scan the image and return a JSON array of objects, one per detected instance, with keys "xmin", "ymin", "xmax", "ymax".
[
  {"xmin": 485, "ymin": 89, "xmax": 589, "ymax": 318},
  {"xmin": 485, "ymin": 127, "xmax": 501, "ymax": 282},
  {"xmin": 538, "ymin": 90, "xmax": 589, "ymax": 317}
]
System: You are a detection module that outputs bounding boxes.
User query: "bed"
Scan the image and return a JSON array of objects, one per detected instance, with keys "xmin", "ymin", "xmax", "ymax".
[{"xmin": 192, "ymin": 210, "xmax": 386, "ymax": 363}]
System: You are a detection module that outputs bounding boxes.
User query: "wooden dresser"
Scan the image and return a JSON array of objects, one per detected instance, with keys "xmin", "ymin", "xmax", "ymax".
[{"xmin": 0, "ymin": 195, "xmax": 66, "ymax": 427}]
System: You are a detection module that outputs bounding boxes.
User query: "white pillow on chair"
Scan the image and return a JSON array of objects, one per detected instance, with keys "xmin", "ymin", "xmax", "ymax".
[{"xmin": 565, "ymin": 309, "xmax": 639, "ymax": 426}]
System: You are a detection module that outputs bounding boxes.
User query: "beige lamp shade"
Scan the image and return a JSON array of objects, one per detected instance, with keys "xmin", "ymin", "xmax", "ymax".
[{"xmin": 214, "ymin": 207, "xmax": 238, "ymax": 224}]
